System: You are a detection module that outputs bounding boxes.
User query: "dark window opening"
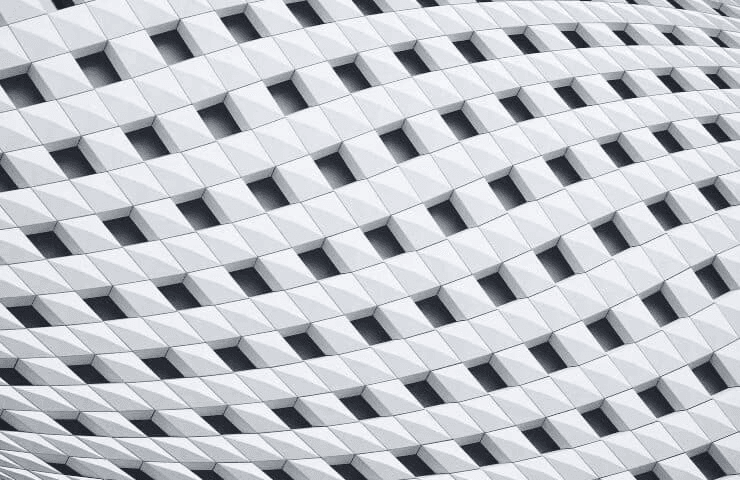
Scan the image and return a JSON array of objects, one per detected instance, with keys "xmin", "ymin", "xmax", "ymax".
[
  {"xmin": 428, "ymin": 200, "xmax": 467, "ymax": 236},
  {"xmin": 416, "ymin": 295, "xmax": 455, "ymax": 327},
  {"xmin": 700, "ymin": 184, "xmax": 730, "ymax": 210},
  {"xmin": 300, "ymin": 248, "xmax": 339, "ymax": 280},
  {"xmin": 659, "ymin": 74, "xmax": 685, "ymax": 93},
  {"xmin": 704, "ymin": 122, "xmax": 731, "ymax": 143},
  {"xmin": 537, "ymin": 246, "xmax": 574, "ymax": 282},
  {"xmin": 530, "ymin": 341, "xmax": 567, "ymax": 373},
  {"xmin": 287, "ymin": 1, "xmax": 324, "ymax": 27},
  {"xmin": 500, "ymin": 95, "xmax": 534, "ymax": 122},
  {"xmin": 583, "ymin": 408, "xmax": 618, "ymax": 436},
  {"xmin": 352, "ymin": 316, "xmax": 391, "ymax": 345},
  {"xmin": 273, "ymin": 406, "xmax": 311, "ymax": 428},
  {"xmin": 648, "ymin": 201, "xmax": 682, "ymax": 230},
  {"xmin": 0, "ymin": 417, "xmax": 17, "ymax": 431},
  {"xmin": 602, "ymin": 141, "xmax": 633, "ymax": 167},
  {"xmin": 159, "ymin": 283, "xmax": 200, "ymax": 310},
  {"xmin": 469, "ymin": 362, "xmax": 506, "ymax": 391},
  {"xmin": 638, "ymin": 386, "xmax": 674, "ymax": 417},
  {"xmin": 489, "ymin": 175, "xmax": 526, "ymax": 209},
  {"xmin": 478, "ymin": 273, "xmax": 516, "ymax": 306},
  {"xmin": 664, "ymin": 31, "xmax": 684, "ymax": 45},
  {"xmin": 693, "ymin": 361, "xmax": 727, "ymax": 395},
  {"xmin": 654, "ymin": 129, "xmax": 683, "ymax": 153},
  {"xmin": 0, "ymin": 166, "xmax": 18, "ymax": 192},
  {"xmin": 268, "ymin": 80, "xmax": 308, "ymax": 115},
  {"xmin": 365, "ymin": 225, "xmax": 404, "ymax": 259},
  {"xmin": 264, "ymin": 470, "xmax": 294, "ymax": 480},
  {"xmin": 57, "ymin": 418, "xmax": 94, "ymax": 436},
  {"xmin": 126, "ymin": 126, "xmax": 169, "ymax": 160},
  {"xmin": 285, "ymin": 332, "xmax": 325, "ymax": 360},
  {"xmin": 214, "ymin": 346, "xmax": 255, "ymax": 371},
  {"xmin": 222, "ymin": 14, "xmax": 260, "ymax": 43},
  {"xmin": 588, "ymin": 317, "xmax": 624, "ymax": 351},
  {"xmin": 335, "ymin": 62, "xmax": 370, "ymax": 92},
  {"xmin": 712, "ymin": 36, "xmax": 728, "ymax": 48},
  {"xmin": 443, "ymin": 110, "xmax": 478, "ymax": 140},
  {"xmin": 143, "ymin": 356, "xmax": 184, "ymax": 379},
  {"xmin": 248, "ymin": 177, "xmax": 290, "ymax": 211},
  {"xmin": 406, "ymin": 380, "xmax": 444, "ymax": 407},
  {"xmin": 522, "ymin": 427, "xmax": 559, "ymax": 453},
  {"xmin": 151, "ymin": 30, "xmax": 193, "ymax": 65},
  {"xmin": 177, "ymin": 198, "xmax": 219, "ymax": 230},
  {"xmin": 509, "ymin": 33, "xmax": 539, "ymax": 54},
  {"xmin": 462, "ymin": 442, "xmax": 498, "ymax": 466},
  {"xmin": 380, "ymin": 129, "xmax": 418, "ymax": 163},
  {"xmin": 594, "ymin": 221, "xmax": 629, "ymax": 255},
  {"xmin": 417, "ymin": 0, "xmax": 437, "ymax": 7},
  {"xmin": 454, "ymin": 40, "xmax": 486, "ymax": 63},
  {"xmin": 123, "ymin": 468, "xmax": 157, "ymax": 480},
  {"xmin": 316, "ymin": 152, "xmax": 356, "ymax": 188},
  {"xmin": 696, "ymin": 264, "xmax": 729, "ymax": 299},
  {"xmin": 563, "ymin": 30, "xmax": 589, "ymax": 48},
  {"xmin": 0, "ymin": 367, "xmax": 32, "ymax": 386},
  {"xmin": 341, "ymin": 395, "xmax": 379, "ymax": 420},
  {"xmin": 643, "ymin": 291, "xmax": 678, "ymax": 326},
  {"xmin": 28, "ymin": 231, "xmax": 71, "ymax": 259},
  {"xmin": 691, "ymin": 452, "xmax": 726, "ymax": 480},
  {"xmin": 231, "ymin": 267, "xmax": 272, "ymax": 296},
  {"xmin": 397, "ymin": 454, "xmax": 434, "ymax": 477},
  {"xmin": 105, "ymin": 216, "xmax": 147, "ymax": 247},
  {"xmin": 352, "ymin": 0, "xmax": 381, "ymax": 14},
  {"xmin": 708, "ymin": 72, "xmax": 730, "ymax": 89},
  {"xmin": 132, "ymin": 418, "xmax": 167, "ymax": 437},
  {"xmin": 333, "ymin": 464, "xmax": 368, "ymax": 480},
  {"xmin": 198, "ymin": 103, "xmax": 240, "ymax": 139},
  {"xmin": 202, "ymin": 414, "xmax": 240, "ymax": 434},
  {"xmin": 395, "ymin": 49, "xmax": 430, "ymax": 76},
  {"xmin": 556, "ymin": 85, "xmax": 586, "ymax": 109},
  {"xmin": 192, "ymin": 470, "xmax": 224, "ymax": 480},
  {"xmin": 49, "ymin": 463, "xmax": 80, "ymax": 477},
  {"xmin": 0, "ymin": 74, "xmax": 44, "ymax": 108},
  {"xmin": 8, "ymin": 305, "xmax": 51, "ymax": 328},
  {"xmin": 52, "ymin": 0, "xmax": 76, "ymax": 9},
  {"xmin": 70, "ymin": 363, "xmax": 108, "ymax": 384},
  {"xmin": 614, "ymin": 29, "xmax": 638, "ymax": 46},
  {"xmin": 608, "ymin": 78, "xmax": 637, "ymax": 99},
  {"xmin": 77, "ymin": 51, "xmax": 121, "ymax": 88}
]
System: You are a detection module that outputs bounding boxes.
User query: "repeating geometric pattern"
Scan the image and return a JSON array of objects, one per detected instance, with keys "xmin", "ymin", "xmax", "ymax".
[{"xmin": 1, "ymin": 0, "xmax": 740, "ymax": 480}]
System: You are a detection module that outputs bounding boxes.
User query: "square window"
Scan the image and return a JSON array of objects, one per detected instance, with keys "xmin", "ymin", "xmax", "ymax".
[
  {"xmin": 548, "ymin": 155, "xmax": 581, "ymax": 187},
  {"xmin": 478, "ymin": 273, "xmax": 516, "ymax": 306},
  {"xmin": 151, "ymin": 30, "xmax": 193, "ymax": 65},
  {"xmin": 126, "ymin": 126, "xmax": 169, "ymax": 160},
  {"xmin": 522, "ymin": 427, "xmax": 559, "ymax": 453},
  {"xmin": 397, "ymin": 454, "xmax": 434, "ymax": 477},
  {"xmin": 664, "ymin": 31, "xmax": 683, "ymax": 45},
  {"xmin": 335, "ymin": 62, "xmax": 370, "ymax": 92},
  {"xmin": 50, "ymin": 147, "xmax": 95, "ymax": 179},
  {"xmin": 602, "ymin": 141, "xmax": 633, "ymax": 167},
  {"xmin": 648, "ymin": 201, "xmax": 681, "ymax": 230},
  {"xmin": 690, "ymin": 452, "xmax": 726, "ymax": 480},
  {"xmin": 608, "ymin": 78, "xmax": 637, "ymax": 99},
  {"xmin": 160, "ymin": 283, "xmax": 201, "ymax": 311},
  {"xmin": 69, "ymin": 364, "xmax": 108, "ymax": 384},
  {"xmin": 416, "ymin": 295, "xmax": 455, "ymax": 327},
  {"xmin": 654, "ymin": 129, "xmax": 683, "ymax": 153},
  {"xmin": 300, "ymin": 248, "xmax": 339, "ymax": 280},
  {"xmin": 530, "ymin": 341, "xmax": 567, "ymax": 373},
  {"xmin": 462, "ymin": 442, "xmax": 498, "ymax": 466},
  {"xmin": 77, "ymin": 51, "xmax": 121, "ymax": 88},
  {"xmin": 341, "ymin": 395, "xmax": 379, "ymax": 420},
  {"xmin": 555, "ymin": 85, "xmax": 587, "ymax": 109},
  {"xmin": 8, "ymin": 305, "xmax": 50, "ymax": 328},
  {"xmin": 500, "ymin": 95, "xmax": 534, "ymax": 122},
  {"xmin": 285, "ymin": 332, "xmax": 325, "ymax": 360},
  {"xmin": 469, "ymin": 362, "xmax": 506, "ymax": 391},
  {"xmin": 52, "ymin": 0, "xmax": 75, "ymax": 8},
  {"xmin": 248, "ymin": 177, "xmax": 290, "ymax": 211},
  {"xmin": 693, "ymin": 361, "xmax": 727, "ymax": 395},
  {"xmin": 85, "ymin": 296, "xmax": 125, "ymax": 320},
  {"xmin": 177, "ymin": 198, "xmax": 219, "ymax": 230},
  {"xmin": 582, "ymin": 408, "xmax": 618, "ymax": 436},
  {"xmin": 537, "ymin": 246, "xmax": 574, "ymax": 282},
  {"xmin": 287, "ymin": 1, "xmax": 324, "ymax": 27},
  {"xmin": 406, "ymin": 380, "xmax": 444, "ymax": 407},
  {"xmin": 587, "ymin": 317, "xmax": 624, "ymax": 351},
  {"xmin": 231, "ymin": 267, "xmax": 272, "ymax": 296},
  {"xmin": 202, "ymin": 414, "xmax": 240, "ymax": 434},
  {"xmin": 562, "ymin": 30, "xmax": 589, "ymax": 48},
  {"xmin": 0, "ymin": 166, "xmax": 17, "ymax": 192},
  {"xmin": 700, "ymin": 184, "xmax": 730, "ymax": 210},
  {"xmin": 0, "ymin": 367, "xmax": 32, "ymax": 386},
  {"xmin": 57, "ymin": 418, "xmax": 94, "ymax": 436},
  {"xmin": 351, "ymin": 0, "xmax": 381, "ymax": 14},
  {"xmin": 380, "ymin": 129, "xmax": 418, "ymax": 163},
  {"xmin": 49, "ymin": 464, "xmax": 80, "ymax": 477},
  {"xmin": 643, "ymin": 291, "xmax": 678, "ymax": 326},
  {"xmin": 333, "ymin": 464, "xmax": 368, "ymax": 480},
  {"xmin": 273, "ymin": 406, "xmax": 311, "ymax": 428},
  {"xmin": 395, "ymin": 49, "xmax": 430, "ymax": 75},
  {"xmin": 454, "ymin": 40, "xmax": 485, "ymax": 63},
  {"xmin": 316, "ymin": 152, "xmax": 356, "ymax": 188},
  {"xmin": 442, "ymin": 110, "xmax": 477, "ymax": 140},
  {"xmin": 222, "ymin": 14, "xmax": 260, "ymax": 43},
  {"xmin": 704, "ymin": 122, "xmax": 731, "ymax": 143},
  {"xmin": 696, "ymin": 264, "xmax": 729, "ymax": 299},
  {"xmin": 131, "ymin": 418, "xmax": 167, "ymax": 437},
  {"xmin": 28, "ymin": 231, "xmax": 71, "ymax": 259},
  {"xmin": 0, "ymin": 74, "xmax": 44, "ymax": 108},
  {"xmin": 614, "ymin": 29, "xmax": 638, "ymax": 46},
  {"xmin": 594, "ymin": 221, "xmax": 629, "ymax": 255},
  {"xmin": 198, "ymin": 103, "xmax": 240, "ymax": 139},
  {"xmin": 638, "ymin": 386, "xmax": 674, "ymax": 417},
  {"xmin": 143, "ymin": 356, "xmax": 183, "ymax": 379},
  {"xmin": 365, "ymin": 225, "xmax": 404, "ymax": 259},
  {"xmin": 509, "ymin": 33, "xmax": 539, "ymax": 54},
  {"xmin": 659, "ymin": 74, "xmax": 685, "ymax": 93},
  {"xmin": 428, "ymin": 200, "xmax": 467, "ymax": 236},
  {"xmin": 708, "ymin": 73, "xmax": 730, "ymax": 89},
  {"xmin": 352, "ymin": 315, "xmax": 391, "ymax": 345},
  {"xmin": 104, "ymin": 216, "xmax": 147, "ymax": 246},
  {"xmin": 268, "ymin": 80, "xmax": 309, "ymax": 115},
  {"xmin": 489, "ymin": 176, "xmax": 526, "ymax": 209},
  {"xmin": 214, "ymin": 346, "xmax": 255, "ymax": 371}
]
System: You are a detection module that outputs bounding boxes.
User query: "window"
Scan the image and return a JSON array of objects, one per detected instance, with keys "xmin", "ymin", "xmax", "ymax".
[
  {"xmin": 489, "ymin": 175, "xmax": 526, "ymax": 209},
  {"xmin": 469, "ymin": 362, "xmax": 507, "ymax": 391},
  {"xmin": 341, "ymin": 395, "xmax": 379, "ymax": 420},
  {"xmin": 264, "ymin": 470, "xmax": 294, "ymax": 480},
  {"xmin": 397, "ymin": 454, "xmax": 434, "ymax": 477},
  {"xmin": 8, "ymin": 305, "xmax": 51, "ymax": 328},
  {"xmin": 231, "ymin": 267, "xmax": 272, "ymax": 296},
  {"xmin": 151, "ymin": 30, "xmax": 193, "ymax": 65},
  {"xmin": 248, "ymin": 177, "xmax": 290, "ymax": 211},
  {"xmin": 658, "ymin": 74, "xmax": 685, "ymax": 93},
  {"xmin": 509, "ymin": 33, "xmax": 539, "ymax": 54},
  {"xmin": 395, "ymin": 49, "xmax": 430, "ymax": 75},
  {"xmin": 0, "ymin": 74, "xmax": 44, "ymax": 108},
  {"xmin": 712, "ymin": 36, "xmax": 728, "ymax": 48},
  {"xmin": 335, "ymin": 63, "xmax": 370, "ymax": 92},
  {"xmin": 562, "ymin": 30, "xmax": 589, "ymax": 48},
  {"xmin": 49, "ymin": 464, "xmax": 80, "ymax": 477},
  {"xmin": 333, "ymin": 464, "xmax": 368, "ymax": 480},
  {"xmin": 123, "ymin": 468, "xmax": 157, "ymax": 480},
  {"xmin": 105, "ymin": 216, "xmax": 147, "ymax": 246},
  {"xmin": 316, "ymin": 152, "xmax": 356, "ymax": 188},
  {"xmin": 406, "ymin": 380, "xmax": 444, "ymax": 407},
  {"xmin": 608, "ymin": 78, "xmax": 637, "ymax": 99},
  {"xmin": 699, "ymin": 184, "xmax": 730, "ymax": 210},
  {"xmin": 614, "ymin": 29, "xmax": 638, "ymax": 46},
  {"xmin": 0, "ymin": 367, "xmax": 32, "ymax": 386},
  {"xmin": 198, "ymin": 103, "xmax": 240, "ymax": 139},
  {"xmin": 602, "ymin": 141, "xmax": 633, "ymax": 167},
  {"xmin": 214, "ymin": 346, "xmax": 255, "ymax": 371},
  {"xmin": 648, "ymin": 201, "xmax": 682, "ymax": 230},
  {"xmin": 28, "ymin": 231, "xmax": 71, "ymax": 259},
  {"xmin": 643, "ymin": 290, "xmax": 678, "ymax": 326},
  {"xmin": 352, "ymin": 315, "xmax": 391, "ymax": 345},
  {"xmin": 0, "ymin": 417, "xmax": 17, "ymax": 431},
  {"xmin": 268, "ymin": 80, "xmax": 308, "ymax": 115},
  {"xmin": 285, "ymin": 332, "xmax": 325, "ymax": 360},
  {"xmin": 478, "ymin": 273, "xmax": 516, "ymax": 306},
  {"xmin": 695, "ymin": 264, "xmax": 729, "ymax": 299},
  {"xmin": 537, "ymin": 246, "xmax": 574, "ymax": 282},
  {"xmin": 380, "ymin": 129, "xmax": 418, "ymax": 163},
  {"xmin": 594, "ymin": 221, "xmax": 629, "ymax": 255},
  {"xmin": 530, "ymin": 341, "xmax": 567, "ymax": 373},
  {"xmin": 417, "ymin": 0, "xmax": 437, "ymax": 6},
  {"xmin": 428, "ymin": 200, "xmax": 466, "ymax": 236},
  {"xmin": 0, "ymin": 166, "xmax": 17, "ymax": 192},
  {"xmin": 222, "ymin": 14, "xmax": 260, "ymax": 43},
  {"xmin": 690, "ymin": 452, "xmax": 726, "ymax": 480},
  {"xmin": 126, "ymin": 126, "xmax": 169, "ymax": 160},
  {"xmin": 159, "ymin": 283, "xmax": 201, "ymax": 309},
  {"xmin": 351, "ymin": 0, "xmax": 381, "ymax": 14},
  {"xmin": 365, "ymin": 225, "xmax": 404, "ymax": 259},
  {"xmin": 582, "ymin": 408, "xmax": 618, "ymax": 436},
  {"xmin": 273, "ymin": 406, "xmax": 311, "ymax": 428},
  {"xmin": 287, "ymin": 1, "xmax": 324, "ymax": 27},
  {"xmin": 143, "ymin": 356, "xmax": 184, "ymax": 380},
  {"xmin": 132, "ymin": 418, "xmax": 167, "ymax": 437},
  {"xmin": 500, "ymin": 95, "xmax": 534, "ymax": 122},
  {"xmin": 442, "ymin": 110, "xmax": 477, "ymax": 140},
  {"xmin": 454, "ymin": 40, "xmax": 485, "ymax": 63},
  {"xmin": 77, "ymin": 51, "xmax": 120, "ymax": 88},
  {"xmin": 693, "ymin": 361, "xmax": 727, "ymax": 395},
  {"xmin": 57, "ymin": 418, "xmax": 94, "ymax": 436},
  {"xmin": 192, "ymin": 470, "xmax": 224, "ymax": 480},
  {"xmin": 416, "ymin": 295, "xmax": 455, "ymax": 327},
  {"xmin": 587, "ymin": 317, "xmax": 624, "ymax": 351},
  {"xmin": 177, "ymin": 198, "xmax": 220, "ymax": 230},
  {"xmin": 555, "ymin": 85, "xmax": 586, "ymax": 109},
  {"xmin": 638, "ymin": 386, "xmax": 674, "ymax": 417},
  {"xmin": 300, "ymin": 248, "xmax": 339, "ymax": 280},
  {"xmin": 704, "ymin": 122, "xmax": 731, "ymax": 143},
  {"xmin": 52, "ymin": 0, "xmax": 75, "ymax": 8},
  {"xmin": 654, "ymin": 129, "xmax": 683, "ymax": 153},
  {"xmin": 663, "ymin": 31, "xmax": 684, "ymax": 46},
  {"xmin": 522, "ymin": 427, "xmax": 559, "ymax": 453},
  {"xmin": 202, "ymin": 414, "xmax": 240, "ymax": 434},
  {"xmin": 85, "ymin": 296, "xmax": 126, "ymax": 320},
  {"xmin": 708, "ymin": 72, "xmax": 730, "ymax": 89},
  {"xmin": 462, "ymin": 442, "xmax": 498, "ymax": 466},
  {"xmin": 69, "ymin": 364, "xmax": 108, "ymax": 384}
]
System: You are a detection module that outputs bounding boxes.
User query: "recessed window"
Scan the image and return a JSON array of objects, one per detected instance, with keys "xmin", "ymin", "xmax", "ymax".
[
  {"xmin": 428, "ymin": 200, "xmax": 466, "ymax": 236},
  {"xmin": 85, "ymin": 296, "xmax": 125, "ymax": 320},
  {"xmin": 202, "ymin": 414, "xmax": 240, "ymax": 434},
  {"xmin": 300, "ymin": 248, "xmax": 339, "ymax": 280},
  {"xmin": 198, "ymin": 103, "xmax": 240, "ymax": 139},
  {"xmin": 231, "ymin": 267, "xmax": 272, "ymax": 296},
  {"xmin": 28, "ymin": 231, "xmax": 71, "ymax": 259},
  {"xmin": 248, "ymin": 177, "xmax": 290, "ymax": 211},
  {"xmin": 509, "ymin": 33, "xmax": 539, "ymax": 54},
  {"xmin": 658, "ymin": 74, "xmax": 685, "ymax": 93},
  {"xmin": 469, "ymin": 362, "xmax": 506, "ymax": 391},
  {"xmin": 222, "ymin": 13, "xmax": 260, "ymax": 43},
  {"xmin": 214, "ymin": 345, "xmax": 255, "ymax": 372},
  {"xmin": 406, "ymin": 380, "xmax": 444, "ymax": 407},
  {"xmin": 49, "ymin": 463, "xmax": 80, "ymax": 477},
  {"xmin": 397, "ymin": 454, "xmax": 434, "ymax": 477},
  {"xmin": 380, "ymin": 129, "xmax": 418, "ymax": 163},
  {"xmin": 442, "ymin": 110, "xmax": 478, "ymax": 140},
  {"xmin": 70, "ymin": 363, "xmax": 108, "ymax": 384},
  {"xmin": 522, "ymin": 427, "xmax": 559, "ymax": 453},
  {"xmin": 335, "ymin": 62, "xmax": 370, "ymax": 92},
  {"xmin": 417, "ymin": 0, "xmax": 437, "ymax": 7},
  {"xmin": 77, "ymin": 51, "xmax": 121, "ymax": 88},
  {"xmin": 500, "ymin": 95, "xmax": 534, "ymax": 122},
  {"xmin": 594, "ymin": 221, "xmax": 629, "ymax": 255},
  {"xmin": 707, "ymin": 72, "xmax": 730, "ymax": 89},
  {"xmin": 715, "ymin": 7, "xmax": 728, "ymax": 16},
  {"xmin": 287, "ymin": 1, "xmax": 324, "ymax": 27},
  {"xmin": 696, "ymin": 264, "xmax": 729, "ymax": 299},
  {"xmin": 643, "ymin": 291, "xmax": 678, "ymax": 326},
  {"xmin": 352, "ymin": 315, "xmax": 391, "ymax": 345},
  {"xmin": 143, "ymin": 356, "xmax": 184, "ymax": 379},
  {"xmin": 562, "ymin": 30, "xmax": 589, "ymax": 48},
  {"xmin": 123, "ymin": 468, "xmax": 157, "ymax": 480},
  {"xmin": 588, "ymin": 317, "xmax": 624, "ymax": 351},
  {"xmin": 0, "ymin": 74, "xmax": 44, "ymax": 108},
  {"xmin": 351, "ymin": 0, "xmax": 381, "ymax": 14},
  {"xmin": 693, "ymin": 361, "xmax": 727, "ymax": 395},
  {"xmin": 159, "ymin": 283, "xmax": 201, "ymax": 310},
  {"xmin": 648, "ymin": 201, "xmax": 681, "ymax": 230},
  {"xmin": 151, "ymin": 30, "xmax": 193, "ymax": 65},
  {"xmin": 268, "ymin": 80, "xmax": 308, "ymax": 115},
  {"xmin": 638, "ymin": 386, "xmax": 674, "ymax": 417},
  {"xmin": 341, "ymin": 395, "xmax": 379, "ymax": 420},
  {"xmin": 52, "ymin": 0, "xmax": 75, "ymax": 9},
  {"xmin": 0, "ymin": 416, "xmax": 17, "ymax": 431},
  {"xmin": 489, "ymin": 175, "xmax": 526, "ymax": 209},
  {"xmin": 365, "ymin": 225, "xmax": 404, "ymax": 259},
  {"xmin": 663, "ymin": 31, "xmax": 684, "ymax": 46},
  {"xmin": 395, "ymin": 49, "xmax": 430, "ymax": 75},
  {"xmin": 530, "ymin": 341, "xmax": 567, "ymax": 373},
  {"xmin": 582, "ymin": 408, "xmax": 618, "ymax": 436},
  {"xmin": 177, "ymin": 198, "xmax": 219, "ymax": 230},
  {"xmin": 608, "ymin": 78, "xmax": 637, "ymax": 99},
  {"xmin": 555, "ymin": 85, "xmax": 587, "ymax": 109},
  {"xmin": 537, "ymin": 246, "xmax": 574, "ymax": 282},
  {"xmin": 614, "ymin": 29, "xmax": 638, "ymax": 46},
  {"xmin": 285, "ymin": 332, "xmax": 325, "ymax": 360},
  {"xmin": 57, "ymin": 418, "xmax": 94, "ymax": 436},
  {"xmin": 8, "ymin": 305, "xmax": 51, "ymax": 328},
  {"xmin": 333, "ymin": 464, "xmax": 369, "ymax": 480},
  {"xmin": 104, "ymin": 216, "xmax": 147, "ymax": 246},
  {"xmin": 478, "ymin": 273, "xmax": 516, "ymax": 306},
  {"xmin": 192, "ymin": 470, "xmax": 224, "ymax": 480},
  {"xmin": 126, "ymin": 126, "xmax": 169, "ymax": 160},
  {"xmin": 704, "ymin": 122, "xmax": 731, "ymax": 143},
  {"xmin": 654, "ymin": 129, "xmax": 683, "ymax": 153},
  {"xmin": 131, "ymin": 418, "xmax": 167, "ymax": 437},
  {"xmin": 316, "ymin": 152, "xmax": 356, "ymax": 188},
  {"xmin": 263, "ymin": 469, "xmax": 294, "ymax": 480},
  {"xmin": 690, "ymin": 452, "xmax": 726, "ymax": 480},
  {"xmin": 699, "ymin": 184, "xmax": 730, "ymax": 210},
  {"xmin": 416, "ymin": 295, "xmax": 455, "ymax": 327},
  {"xmin": 548, "ymin": 155, "xmax": 581, "ymax": 187},
  {"xmin": 602, "ymin": 141, "xmax": 633, "ymax": 167},
  {"xmin": 0, "ymin": 166, "xmax": 17, "ymax": 192},
  {"xmin": 273, "ymin": 406, "xmax": 311, "ymax": 428},
  {"xmin": 0, "ymin": 367, "xmax": 32, "ymax": 386},
  {"xmin": 462, "ymin": 442, "xmax": 498, "ymax": 466},
  {"xmin": 454, "ymin": 40, "xmax": 485, "ymax": 63},
  {"xmin": 712, "ymin": 36, "xmax": 728, "ymax": 48}
]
